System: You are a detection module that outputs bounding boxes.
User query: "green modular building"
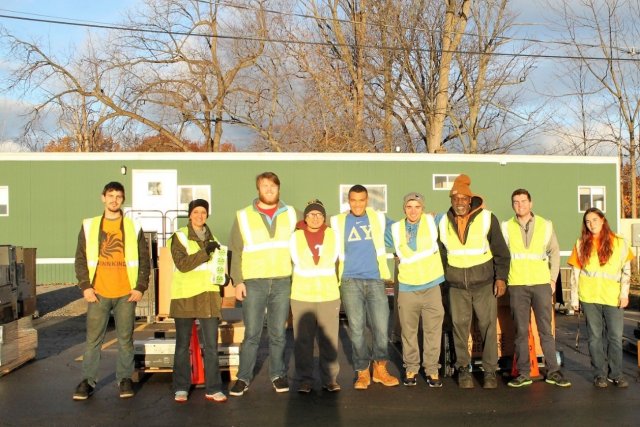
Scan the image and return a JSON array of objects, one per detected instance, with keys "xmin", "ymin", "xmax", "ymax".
[{"xmin": 0, "ymin": 152, "xmax": 619, "ymax": 284}]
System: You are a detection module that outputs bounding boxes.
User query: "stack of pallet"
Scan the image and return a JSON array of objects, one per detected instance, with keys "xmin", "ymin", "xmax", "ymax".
[
  {"xmin": 0, "ymin": 316, "xmax": 38, "ymax": 376},
  {"xmin": 218, "ymin": 308, "xmax": 244, "ymax": 380},
  {"xmin": 0, "ymin": 245, "xmax": 38, "ymax": 376}
]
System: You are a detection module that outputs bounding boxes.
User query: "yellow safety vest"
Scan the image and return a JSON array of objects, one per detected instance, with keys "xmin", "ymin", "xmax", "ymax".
[
  {"xmin": 169, "ymin": 227, "xmax": 228, "ymax": 300},
  {"xmin": 391, "ymin": 214, "xmax": 444, "ymax": 285},
  {"xmin": 501, "ymin": 215, "xmax": 552, "ymax": 286},
  {"xmin": 83, "ymin": 216, "xmax": 140, "ymax": 289},
  {"xmin": 237, "ymin": 205, "xmax": 296, "ymax": 280},
  {"xmin": 577, "ymin": 235, "xmax": 627, "ymax": 306},
  {"xmin": 330, "ymin": 207, "xmax": 391, "ymax": 281},
  {"xmin": 438, "ymin": 210, "xmax": 493, "ymax": 268},
  {"xmin": 289, "ymin": 228, "xmax": 340, "ymax": 302}
]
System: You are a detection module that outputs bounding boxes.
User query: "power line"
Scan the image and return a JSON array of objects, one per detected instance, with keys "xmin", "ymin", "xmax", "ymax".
[{"xmin": 1, "ymin": 10, "xmax": 639, "ymax": 63}]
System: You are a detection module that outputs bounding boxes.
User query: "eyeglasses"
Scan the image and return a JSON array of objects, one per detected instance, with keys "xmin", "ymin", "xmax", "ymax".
[{"xmin": 306, "ymin": 212, "xmax": 324, "ymax": 218}]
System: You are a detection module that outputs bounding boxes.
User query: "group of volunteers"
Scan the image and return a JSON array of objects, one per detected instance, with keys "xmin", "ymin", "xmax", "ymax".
[{"xmin": 71, "ymin": 172, "xmax": 632, "ymax": 402}]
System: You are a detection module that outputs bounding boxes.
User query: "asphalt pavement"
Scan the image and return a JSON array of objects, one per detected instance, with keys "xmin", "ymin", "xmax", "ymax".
[{"xmin": 0, "ymin": 286, "xmax": 639, "ymax": 427}]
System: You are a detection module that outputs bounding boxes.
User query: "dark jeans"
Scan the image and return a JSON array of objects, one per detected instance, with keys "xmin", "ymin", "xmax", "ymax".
[
  {"xmin": 82, "ymin": 294, "xmax": 136, "ymax": 385},
  {"xmin": 581, "ymin": 302, "xmax": 624, "ymax": 380},
  {"xmin": 340, "ymin": 278, "xmax": 390, "ymax": 371},
  {"xmin": 449, "ymin": 284, "xmax": 498, "ymax": 372},
  {"xmin": 510, "ymin": 284, "xmax": 559, "ymax": 377},
  {"xmin": 237, "ymin": 278, "xmax": 291, "ymax": 383},
  {"xmin": 173, "ymin": 317, "xmax": 221, "ymax": 394}
]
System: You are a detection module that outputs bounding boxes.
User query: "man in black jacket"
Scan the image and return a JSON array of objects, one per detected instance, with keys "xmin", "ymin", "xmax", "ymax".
[{"xmin": 437, "ymin": 174, "xmax": 510, "ymax": 389}]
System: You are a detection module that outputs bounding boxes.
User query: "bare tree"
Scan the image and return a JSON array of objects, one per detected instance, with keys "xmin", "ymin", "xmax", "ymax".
[{"xmin": 552, "ymin": 0, "xmax": 640, "ymax": 216}]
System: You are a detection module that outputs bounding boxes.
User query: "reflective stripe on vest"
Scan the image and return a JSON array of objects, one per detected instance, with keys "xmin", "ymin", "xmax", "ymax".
[
  {"xmin": 330, "ymin": 208, "xmax": 391, "ymax": 281},
  {"xmin": 289, "ymin": 228, "xmax": 340, "ymax": 302},
  {"xmin": 502, "ymin": 216, "xmax": 552, "ymax": 286},
  {"xmin": 83, "ymin": 216, "xmax": 140, "ymax": 289},
  {"xmin": 391, "ymin": 214, "xmax": 444, "ymax": 286},
  {"xmin": 577, "ymin": 235, "xmax": 627, "ymax": 306},
  {"xmin": 169, "ymin": 227, "xmax": 227, "ymax": 300},
  {"xmin": 237, "ymin": 205, "xmax": 295, "ymax": 279},
  {"xmin": 438, "ymin": 210, "xmax": 493, "ymax": 267}
]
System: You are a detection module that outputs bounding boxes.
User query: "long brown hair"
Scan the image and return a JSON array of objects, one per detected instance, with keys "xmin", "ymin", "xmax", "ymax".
[{"xmin": 578, "ymin": 208, "xmax": 614, "ymax": 266}]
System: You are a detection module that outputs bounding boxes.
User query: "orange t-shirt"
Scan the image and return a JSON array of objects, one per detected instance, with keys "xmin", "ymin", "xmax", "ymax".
[
  {"xmin": 567, "ymin": 235, "xmax": 633, "ymax": 269},
  {"xmin": 93, "ymin": 217, "xmax": 132, "ymax": 298}
]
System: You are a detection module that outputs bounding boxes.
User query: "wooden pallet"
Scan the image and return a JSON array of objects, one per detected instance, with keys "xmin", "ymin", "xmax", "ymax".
[
  {"xmin": 0, "ymin": 350, "xmax": 36, "ymax": 378},
  {"xmin": 132, "ymin": 365, "xmax": 238, "ymax": 382}
]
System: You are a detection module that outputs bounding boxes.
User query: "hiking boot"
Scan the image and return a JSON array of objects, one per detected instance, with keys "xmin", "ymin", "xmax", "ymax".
[
  {"xmin": 594, "ymin": 376, "xmax": 608, "ymax": 388},
  {"xmin": 607, "ymin": 377, "xmax": 629, "ymax": 388},
  {"xmin": 354, "ymin": 368, "xmax": 371, "ymax": 390},
  {"xmin": 272, "ymin": 376, "xmax": 289, "ymax": 393},
  {"xmin": 229, "ymin": 379, "xmax": 249, "ymax": 396},
  {"xmin": 546, "ymin": 371, "xmax": 571, "ymax": 387},
  {"xmin": 426, "ymin": 374, "xmax": 443, "ymax": 388},
  {"xmin": 403, "ymin": 371, "xmax": 418, "ymax": 386},
  {"xmin": 372, "ymin": 361, "xmax": 400, "ymax": 386},
  {"xmin": 119, "ymin": 378, "xmax": 135, "ymax": 398},
  {"xmin": 508, "ymin": 374, "xmax": 533, "ymax": 388},
  {"xmin": 322, "ymin": 383, "xmax": 341, "ymax": 392},
  {"xmin": 483, "ymin": 371, "xmax": 497, "ymax": 389},
  {"xmin": 72, "ymin": 379, "xmax": 94, "ymax": 401},
  {"xmin": 457, "ymin": 366, "xmax": 474, "ymax": 389}
]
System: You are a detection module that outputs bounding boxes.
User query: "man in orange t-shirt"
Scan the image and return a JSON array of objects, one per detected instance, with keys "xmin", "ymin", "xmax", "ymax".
[{"xmin": 73, "ymin": 182, "xmax": 150, "ymax": 401}]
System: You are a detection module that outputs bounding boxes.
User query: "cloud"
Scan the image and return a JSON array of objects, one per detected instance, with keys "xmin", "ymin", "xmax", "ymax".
[{"xmin": 0, "ymin": 140, "xmax": 30, "ymax": 152}]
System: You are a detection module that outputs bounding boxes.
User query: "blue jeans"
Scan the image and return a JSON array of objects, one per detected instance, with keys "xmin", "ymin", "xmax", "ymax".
[
  {"xmin": 237, "ymin": 278, "xmax": 291, "ymax": 383},
  {"xmin": 82, "ymin": 294, "xmax": 136, "ymax": 385},
  {"xmin": 173, "ymin": 317, "xmax": 221, "ymax": 394},
  {"xmin": 581, "ymin": 302, "xmax": 624, "ymax": 379},
  {"xmin": 340, "ymin": 278, "xmax": 390, "ymax": 371}
]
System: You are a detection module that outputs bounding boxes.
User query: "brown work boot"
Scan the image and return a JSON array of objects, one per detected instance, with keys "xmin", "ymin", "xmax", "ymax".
[
  {"xmin": 372, "ymin": 361, "xmax": 400, "ymax": 387},
  {"xmin": 354, "ymin": 368, "xmax": 371, "ymax": 390}
]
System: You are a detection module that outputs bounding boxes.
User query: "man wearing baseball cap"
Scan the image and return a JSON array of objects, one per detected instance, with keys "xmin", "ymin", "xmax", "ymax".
[
  {"xmin": 390, "ymin": 192, "xmax": 445, "ymax": 387},
  {"xmin": 437, "ymin": 174, "xmax": 510, "ymax": 389}
]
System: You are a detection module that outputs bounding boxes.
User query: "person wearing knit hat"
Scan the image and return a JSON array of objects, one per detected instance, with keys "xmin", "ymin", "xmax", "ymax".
[
  {"xmin": 437, "ymin": 174, "xmax": 510, "ymax": 390},
  {"xmin": 289, "ymin": 199, "xmax": 341, "ymax": 393},
  {"xmin": 188, "ymin": 199, "xmax": 209, "ymax": 217},
  {"xmin": 169, "ymin": 198, "xmax": 229, "ymax": 403},
  {"xmin": 391, "ymin": 192, "xmax": 445, "ymax": 388}
]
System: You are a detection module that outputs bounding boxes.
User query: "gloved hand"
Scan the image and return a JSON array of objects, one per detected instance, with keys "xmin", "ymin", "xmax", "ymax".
[
  {"xmin": 494, "ymin": 279, "xmax": 506, "ymax": 298},
  {"xmin": 205, "ymin": 240, "xmax": 220, "ymax": 255}
]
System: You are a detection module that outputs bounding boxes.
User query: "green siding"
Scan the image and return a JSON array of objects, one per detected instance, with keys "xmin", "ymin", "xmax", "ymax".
[{"xmin": 0, "ymin": 153, "xmax": 618, "ymax": 283}]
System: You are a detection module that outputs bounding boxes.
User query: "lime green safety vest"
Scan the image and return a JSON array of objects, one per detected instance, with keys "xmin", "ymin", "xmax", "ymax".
[
  {"xmin": 330, "ymin": 208, "xmax": 391, "ymax": 281},
  {"xmin": 289, "ymin": 228, "xmax": 340, "ymax": 302},
  {"xmin": 577, "ymin": 235, "xmax": 627, "ymax": 306},
  {"xmin": 438, "ymin": 210, "xmax": 493, "ymax": 268},
  {"xmin": 391, "ymin": 214, "xmax": 444, "ymax": 286},
  {"xmin": 83, "ymin": 215, "xmax": 140, "ymax": 289},
  {"xmin": 169, "ymin": 227, "xmax": 228, "ymax": 300},
  {"xmin": 237, "ymin": 205, "xmax": 296, "ymax": 280},
  {"xmin": 501, "ymin": 215, "xmax": 553, "ymax": 286}
]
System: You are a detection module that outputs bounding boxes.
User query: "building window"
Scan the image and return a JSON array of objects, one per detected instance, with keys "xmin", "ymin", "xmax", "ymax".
[
  {"xmin": 0, "ymin": 186, "xmax": 7, "ymax": 216},
  {"xmin": 578, "ymin": 186, "xmax": 605, "ymax": 212},
  {"xmin": 339, "ymin": 184, "xmax": 387, "ymax": 213},
  {"xmin": 433, "ymin": 174, "xmax": 460, "ymax": 190}
]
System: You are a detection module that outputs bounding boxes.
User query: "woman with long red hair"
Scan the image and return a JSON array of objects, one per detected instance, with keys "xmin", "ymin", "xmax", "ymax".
[{"xmin": 568, "ymin": 208, "xmax": 632, "ymax": 388}]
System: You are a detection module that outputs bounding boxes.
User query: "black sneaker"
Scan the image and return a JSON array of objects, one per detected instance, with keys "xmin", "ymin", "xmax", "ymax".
[
  {"xmin": 272, "ymin": 376, "xmax": 289, "ymax": 393},
  {"xmin": 297, "ymin": 383, "xmax": 312, "ymax": 394},
  {"xmin": 229, "ymin": 379, "xmax": 249, "ymax": 397},
  {"xmin": 119, "ymin": 378, "xmax": 135, "ymax": 398},
  {"xmin": 73, "ymin": 379, "xmax": 94, "ymax": 401},
  {"xmin": 426, "ymin": 374, "xmax": 443, "ymax": 388},
  {"xmin": 607, "ymin": 377, "xmax": 629, "ymax": 388},
  {"xmin": 508, "ymin": 374, "xmax": 533, "ymax": 388},
  {"xmin": 403, "ymin": 371, "xmax": 418, "ymax": 386},
  {"xmin": 322, "ymin": 383, "xmax": 341, "ymax": 392},
  {"xmin": 545, "ymin": 371, "xmax": 571, "ymax": 387}
]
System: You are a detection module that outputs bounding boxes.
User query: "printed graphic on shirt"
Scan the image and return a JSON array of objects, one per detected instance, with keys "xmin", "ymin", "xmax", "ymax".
[
  {"xmin": 94, "ymin": 218, "xmax": 131, "ymax": 298},
  {"xmin": 348, "ymin": 224, "xmax": 372, "ymax": 242},
  {"xmin": 99, "ymin": 230, "xmax": 126, "ymax": 267}
]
